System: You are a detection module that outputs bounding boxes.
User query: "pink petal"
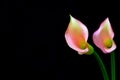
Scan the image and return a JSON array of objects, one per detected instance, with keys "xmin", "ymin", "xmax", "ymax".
[
  {"xmin": 93, "ymin": 18, "xmax": 116, "ymax": 53},
  {"xmin": 65, "ymin": 32, "xmax": 88, "ymax": 54},
  {"xmin": 65, "ymin": 15, "xmax": 89, "ymax": 54},
  {"xmin": 68, "ymin": 15, "xmax": 88, "ymax": 41}
]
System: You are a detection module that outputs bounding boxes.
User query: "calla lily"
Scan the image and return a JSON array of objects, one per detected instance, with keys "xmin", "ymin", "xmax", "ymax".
[
  {"xmin": 65, "ymin": 15, "xmax": 94, "ymax": 55},
  {"xmin": 93, "ymin": 18, "xmax": 116, "ymax": 53}
]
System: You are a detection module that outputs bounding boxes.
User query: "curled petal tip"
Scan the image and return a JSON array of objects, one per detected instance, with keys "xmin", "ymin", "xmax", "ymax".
[
  {"xmin": 104, "ymin": 17, "xmax": 110, "ymax": 25},
  {"xmin": 105, "ymin": 17, "xmax": 109, "ymax": 21},
  {"xmin": 69, "ymin": 15, "xmax": 77, "ymax": 24},
  {"xmin": 69, "ymin": 14, "xmax": 72, "ymax": 19}
]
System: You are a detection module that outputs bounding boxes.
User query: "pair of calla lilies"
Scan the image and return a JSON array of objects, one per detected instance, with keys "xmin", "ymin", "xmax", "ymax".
[
  {"xmin": 65, "ymin": 15, "xmax": 117, "ymax": 80},
  {"xmin": 65, "ymin": 15, "xmax": 116, "ymax": 55}
]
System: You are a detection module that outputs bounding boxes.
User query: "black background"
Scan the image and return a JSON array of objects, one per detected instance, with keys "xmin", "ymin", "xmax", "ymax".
[{"xmin": 3, "ymin": 0, "xmax": 119, "ymax": 79}]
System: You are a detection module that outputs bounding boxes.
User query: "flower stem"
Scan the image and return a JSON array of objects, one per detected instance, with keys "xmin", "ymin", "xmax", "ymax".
[
  {"xmin": 111, "ymin": 52, "xmax": 115, "ymax": 80},
  {"xmin": 93, "ymin": 51, "xmax": 109, "ymax": 80}
]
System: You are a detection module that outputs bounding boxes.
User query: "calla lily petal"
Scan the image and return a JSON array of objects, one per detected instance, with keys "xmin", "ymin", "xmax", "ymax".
[
  {"xmin": 65, "ymin": 15, "xmax": 94, "ymax": 55},
  {"xmin": 93, "ymin": 18, "xmax": 116, "ymax": 53}
]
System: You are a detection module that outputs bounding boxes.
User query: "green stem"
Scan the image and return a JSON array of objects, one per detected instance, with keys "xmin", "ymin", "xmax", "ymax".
[
  {"xmin": 93, "ymin": 51, "xmax": 109, "ymax": 80},
  {"xmin": 111, "ymin": 52, "xmax": 115, "ymax": 80}
]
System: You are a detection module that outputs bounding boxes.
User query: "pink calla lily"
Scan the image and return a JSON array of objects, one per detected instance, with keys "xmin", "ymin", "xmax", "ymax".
[
  {"xmin": 93, "ymin": 18, "xmax": 116, "ymax": 53},
  {"xmin": 65, "ymin": 15, "xmax": 94, "ymax": 55}
]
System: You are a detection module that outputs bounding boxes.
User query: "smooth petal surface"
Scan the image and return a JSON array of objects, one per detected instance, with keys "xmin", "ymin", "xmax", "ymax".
[
  {"xmin": 65, "ymin": 15, "xmax": 89, "ymax": 55},
  {"xmin": 93, "ymin": 18, "xmax": 116, "ymax": 53}
]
